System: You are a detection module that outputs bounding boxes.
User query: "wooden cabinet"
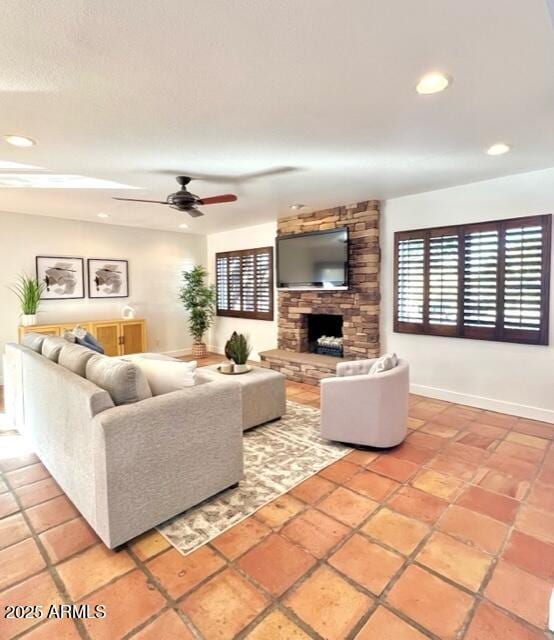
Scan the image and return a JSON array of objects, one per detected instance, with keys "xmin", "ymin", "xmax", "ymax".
[
  {"xmin": 19, "ymin": 319, "xmax": 147, "ymax": 356},
  {"xmin": 120, "ymin": 321, "xmax": 145, "ymax": 355},
  {"xmin": 93, "ymin": 322, "xmax": 121, "ymax": 357}
]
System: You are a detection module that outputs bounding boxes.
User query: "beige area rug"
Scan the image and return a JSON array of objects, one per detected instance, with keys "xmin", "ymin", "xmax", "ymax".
[{"xmin": 158, "ymin": 401, "xmax": 352, "ymax": 555}]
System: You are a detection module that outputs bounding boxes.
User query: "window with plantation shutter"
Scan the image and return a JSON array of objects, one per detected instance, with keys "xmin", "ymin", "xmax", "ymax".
[
  {"xmin": 429, "ymin": 232, "xmax": 459, "ymax": 332},
  {"xmin": 396, "ymin": 236, "xmax": 425, "ymax": 326},
  {"xmin": 215, "ymin": 247, "xmax": 274, "ymax": 320},
  {"xmin": 503, "ymin": 220, "xmax": 548, "ymax": 340},
  {"xmin": 394, "ymin": 215, "xmax": 551, "ymax": 345},
  {"xmin": 463, "ymin": 226, "xmax": 499, "ymax": 339}
]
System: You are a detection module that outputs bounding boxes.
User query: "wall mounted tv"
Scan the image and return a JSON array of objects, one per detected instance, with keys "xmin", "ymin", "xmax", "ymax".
[{"xmin": 277, "ymin": 227, "xmax": 349, "ymax": 290}]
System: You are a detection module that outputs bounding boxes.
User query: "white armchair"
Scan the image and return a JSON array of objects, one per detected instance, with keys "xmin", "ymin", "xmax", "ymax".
[{"xmin": 320, "ymin": 358, "xmax": 409, "ymax": 448}]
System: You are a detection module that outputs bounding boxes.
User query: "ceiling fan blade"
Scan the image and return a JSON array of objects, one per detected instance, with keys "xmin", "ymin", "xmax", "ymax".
[
  {"xmin": 197, "ymin": 194, "xmax": 237, "ymax": 205},
  {"xmin": 187, "ymin": 208, "xmax": 204, "ymax": 218},
  {"xmin": 112, "ymin": 197, "xmax": 168, "ymax": 204}
]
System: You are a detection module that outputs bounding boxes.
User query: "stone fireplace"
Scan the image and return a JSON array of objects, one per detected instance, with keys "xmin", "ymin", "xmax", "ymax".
[
  {"xmin": 306, "ymin": 314, "xmax": 343, "ymax": 357},
  {"xmin": 260, "ymin": 199, "xmax": 380, "ymax": 385}
]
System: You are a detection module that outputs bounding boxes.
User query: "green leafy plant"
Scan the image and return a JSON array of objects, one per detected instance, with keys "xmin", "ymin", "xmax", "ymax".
[
  {"xmin": 9, "ymin": 274, "xmax": 45, "ymax": 315},
  {"xmin": 178, "ymin": 265, "xmax": 216, "ymax": 343},
  {"xmin": 224, "ymin": 332, "xmax": 251, "ymax": 365},
  {"xmin": 224, "ymin": 331, "xmax": 239, "ymax": 360}
]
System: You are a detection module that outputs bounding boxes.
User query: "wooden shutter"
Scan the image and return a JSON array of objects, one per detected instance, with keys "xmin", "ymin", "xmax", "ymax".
[
  {"xmin": 216, "ymin": 254, "xmax": 229, "ymax": 311},
  {"xmin": 502, "ymin": 215, "xmax": 551, "ymax": 344},
  {"xmin": 429, "ymin": 231, "xmax": 459, "ymax": 335},
  {"xmin": 394, "ymin": 233, "xmax": 425, "ymax": 332},
  {"xmin": 394, "ymin": 214, "xmax": 551, "ymax": 345},
  {"xmin": 255, "ymin": 250, "xmax": 273, "ymax": 315},
  {"xmin": 462, "ymin": 224, "xmax": 499, "ymax": 340},
  {"xmin": 216, "ymin": 247, "xmax": 274, "ymax": 320}
]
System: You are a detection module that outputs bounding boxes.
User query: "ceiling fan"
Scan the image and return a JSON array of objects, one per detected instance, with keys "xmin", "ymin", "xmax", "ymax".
[{"xmin": 113, "ymin": 176, "xmax": 237, "ymax": 217}]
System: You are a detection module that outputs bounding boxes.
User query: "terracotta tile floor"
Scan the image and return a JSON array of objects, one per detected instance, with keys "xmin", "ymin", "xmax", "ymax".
[{"xmin": 0, "ymin": 355, "xmax": 553, "ymax": 639}]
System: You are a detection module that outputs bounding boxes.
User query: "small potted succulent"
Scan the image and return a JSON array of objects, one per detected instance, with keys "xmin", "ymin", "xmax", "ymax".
[
  {"xmin": 9, "ymin": 274, "xmax": 45, "ymax": 327},
  {"xmin": 225, "ymin": 332, "xmax": 251, "ymax": 372}
]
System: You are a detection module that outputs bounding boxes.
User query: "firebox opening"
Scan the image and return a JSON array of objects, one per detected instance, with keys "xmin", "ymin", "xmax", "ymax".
[{"xmin": 307, "ymin": 314, "xmax": 343, "ymax": 357}]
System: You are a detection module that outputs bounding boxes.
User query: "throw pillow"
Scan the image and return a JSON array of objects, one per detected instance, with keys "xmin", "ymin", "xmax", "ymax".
[
  {"xmin": 369, "ymin": 353, "xmax": 399, "ymax": 375},
  {"xmin": 41, "ymin": 336, "xmax": 69, "ymax": 362},
  {"xmin": 86, "ymin": 355, "xmax": 152, "ymax": 405},
  {"xmin": 75, "ymin": 331, "xmax": 105, "ymax": 354},
  {"xmin": 58, "ymin": 343, "xmax": 97, "ymax": 377},
  {"xmin": 128, "ymin": 358, "xmax": 197, "ymax": 396},
  {"xmin": 122, "ymin": 353, "xmax": 196, "ymax": 368}
]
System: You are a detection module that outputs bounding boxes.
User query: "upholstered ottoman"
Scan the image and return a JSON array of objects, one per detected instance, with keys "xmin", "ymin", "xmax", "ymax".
[{"xmin": 199, "ymin": 364, "xmax": 286, "ymax": 430}]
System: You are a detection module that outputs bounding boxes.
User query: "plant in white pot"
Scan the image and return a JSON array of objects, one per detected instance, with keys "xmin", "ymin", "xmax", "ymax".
[
  {"xmin": 225, "ymin": 332, "xmax": 251, "ymax": 372},
  {"xmin": 9, "ymin": 274, "xmax": 45, "ymax": 327},
  {"xmin": 179, "ymin": 265, "xmax": 216, "ymax": 358}
]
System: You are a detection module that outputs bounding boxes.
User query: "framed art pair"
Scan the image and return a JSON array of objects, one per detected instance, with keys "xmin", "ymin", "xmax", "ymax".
[{"xmin": 36, "ymin": 256, "xmax": 129, "ymax": 300}]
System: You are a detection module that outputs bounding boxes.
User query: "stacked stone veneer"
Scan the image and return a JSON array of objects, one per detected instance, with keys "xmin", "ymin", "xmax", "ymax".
[{"xmin": 261, "ymin": 200, "xmax": 380, "ymax": 385}]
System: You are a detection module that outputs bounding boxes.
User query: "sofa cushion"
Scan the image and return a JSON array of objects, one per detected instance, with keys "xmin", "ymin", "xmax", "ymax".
[
  {"xmin": 42, "ymin": 336, "xmax": 68, "ymax": 362},
  {"xmin": 58, "ymin": 343, "xmax": 97, "ymax": 377},
  {"xmin": 369, "ymin": 353, "xmax": 398, "ymax": 375},
  {"xmin": 127, "ymin": 358, "xmax": 196, "ymax": 396},
  {"xmin": 21, "ymin": 332, "xmax": 47, "ymax": 353},
  {"xmin": 86, "ymin": 355, "xmax": 152, "ymax": 405}
]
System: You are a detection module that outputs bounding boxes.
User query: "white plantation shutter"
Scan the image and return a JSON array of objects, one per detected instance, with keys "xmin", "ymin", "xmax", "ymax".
[
  {"xmin": 429, "ymin": 233, "xmax": 459, "ymax": 330},
  {"xmin": 396, "ymin": 236, "xmax": 425, "ymax": 325},
  {"xmin": 394, "ymin": 215, "xmax": 551, "ymax": 345},
  {"xmin": 215, "ymin": 247, "xmax": 274, "ymax": 320}
]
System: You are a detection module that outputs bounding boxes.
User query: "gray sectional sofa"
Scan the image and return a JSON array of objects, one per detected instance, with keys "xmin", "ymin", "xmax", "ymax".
[{"xmin": 4, "ymin": 336, "xmax": 244, "ymax": 548}]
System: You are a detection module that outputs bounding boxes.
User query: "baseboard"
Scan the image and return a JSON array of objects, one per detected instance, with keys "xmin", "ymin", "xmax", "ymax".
[
  {"xmin": 206, "ymin": 345, "xmax": 224, "ymax": 355},
  {"xmin": 411, "ymin": 383, "xmax": 554, "ymax": 425}
]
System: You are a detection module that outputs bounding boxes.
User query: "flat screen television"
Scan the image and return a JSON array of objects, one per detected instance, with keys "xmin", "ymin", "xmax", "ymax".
[{"xmin": 277, "ymin": 227, "xmax": 349, "ymax": 290}]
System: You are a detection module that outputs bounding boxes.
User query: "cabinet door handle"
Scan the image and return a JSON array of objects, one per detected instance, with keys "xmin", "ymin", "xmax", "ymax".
[{"xmin": 118, "ymin": 335, "xmax": 124, "ymax": 345}]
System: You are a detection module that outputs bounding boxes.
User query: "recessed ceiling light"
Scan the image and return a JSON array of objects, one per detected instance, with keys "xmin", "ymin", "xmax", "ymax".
[
  {"xmin": 487, "ymin": 143, "xmax": 511, "ymax": 156},
  {"xmin": 416, "ymin": 72, "xmax": 451, "ymax": 95},
  {"xmin": 3, "ymin": 135, "xmax": 36, "ymax": 147},
  {"xmin": 290, "ymin": 203, "xmax": 305, "ymax": 210},
  {"xmin": 179, "ymin": 223, "xmax": 189, "ymax": 229},
  {"xmin": 97, "ymin": 212, "xmax": 110, "ymax": 219}
]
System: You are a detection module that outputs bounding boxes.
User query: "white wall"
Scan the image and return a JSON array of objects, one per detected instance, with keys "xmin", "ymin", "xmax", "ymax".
[
  {"xmin": 0, "ymin": 210, "xmax": 206, "ymax": 381},
  {"xmin": 382, "ymin": 167, "xmax": 554, "ymax": 423},
  {"xmin": 207, "ymin": 221, "xmax": 278, "ymax": 359}
]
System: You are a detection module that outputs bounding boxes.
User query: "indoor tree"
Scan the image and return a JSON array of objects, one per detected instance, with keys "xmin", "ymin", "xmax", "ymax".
[{"xmin": 179, "ymin": 265, "xmax": 216, "ymax": 357}]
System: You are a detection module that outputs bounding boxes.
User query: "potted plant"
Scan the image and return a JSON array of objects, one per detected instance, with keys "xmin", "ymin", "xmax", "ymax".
[
  {"xmin": 9, "ymin": 274, "xmax": 45, "ymax": 327},
  {"xmin": 179, "ymin": 265, "xmax": 216, "ymax": 358},
  {"xmin": 224, "ymin": 332, "xmax": 251, "ymax": 372}
]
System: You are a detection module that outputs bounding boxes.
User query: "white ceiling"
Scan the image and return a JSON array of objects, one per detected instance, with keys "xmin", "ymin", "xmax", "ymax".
[{"xmin": 1, "ymin": 0, "xmax": 553, "ymax": 235}]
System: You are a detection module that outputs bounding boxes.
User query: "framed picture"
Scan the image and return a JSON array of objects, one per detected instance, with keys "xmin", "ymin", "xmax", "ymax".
[
  {"xmin": 36, "ymin": 256, "xmax": 85, "ymax": 300},
  {"xmin": 87, "ymin": 259, "xmax": 129, "ymax": 298}
]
